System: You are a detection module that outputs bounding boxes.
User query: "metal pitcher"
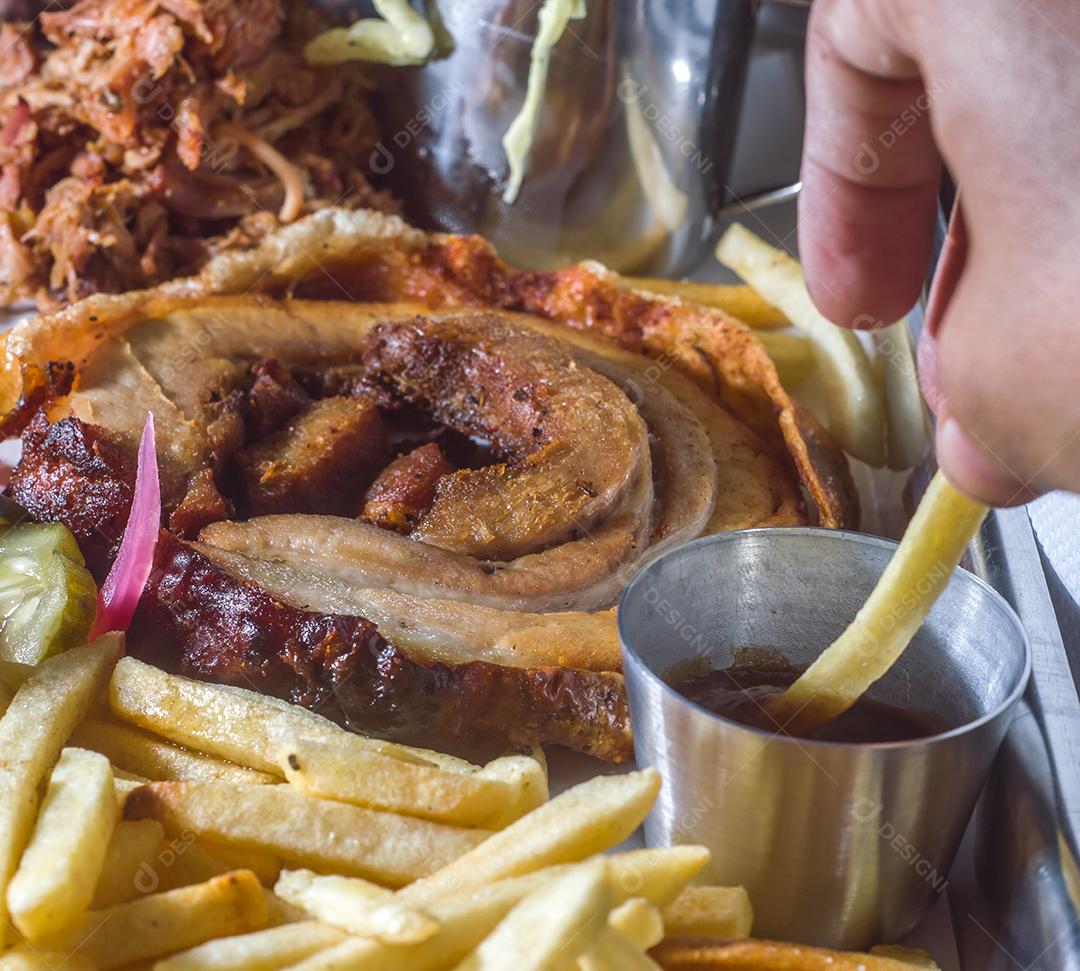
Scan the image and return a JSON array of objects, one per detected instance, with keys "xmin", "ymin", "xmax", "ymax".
[{"xmin": 370, "ymin": 0, "xmax": 807, "ymax": 274}]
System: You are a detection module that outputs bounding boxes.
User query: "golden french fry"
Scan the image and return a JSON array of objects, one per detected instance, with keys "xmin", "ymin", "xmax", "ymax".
[
  {"xmin": 0, "ymin": 946, "xmax": 96, "ymax": 971},
  {"xmin": 278, "ymin": 737, "xmax": 540, "ymax": 828},
  {"xmin": 263, "ymin": 890, "xmax": 308, "ymax": 927},
  {"xmin": 0, "ymin": 634, "xmax": 122, "ymax": 945},
  {"xmin": 155, "ymin": 920, "xmax": 346, "ymax": 971},
  {"xmin": 619, "ymin": 277, "xmax": 790, "ymax": 329},
  {"xmin": 474, "ymin": 754, "xmax": 549, "ymax": 826},
  {"xmin": 870, "ymin": 945, "xmax": 942, "ymax": 969},
  {"xmin": 8, "ymin": 747, "xmax": 116, "ymax": 940},
  {"xmin": 140, "ymin": 831, "xmax": 281, "ymax": 895},
  {"xmin": 32, "ymin": 870, "xmax": 267, "ymax": 970},
  {"xmin": 114, "ymin": 770, "xmax": 149, "ymax": 807},
  {"xmin": 275, "ymin": 869, "xmax": 438, "ymax": 944},
  {"xmin": 92, "ymin": 819, "xmax": 165, "ymax": 908},
  {"xmin": 661, "ymin": 886, "xmax": 754, "ymax": 939},
  {"xmin": 124, "ymin": 781, "xmax": 489, "ymax": 888},
  {"xmin": 285, "ymin": 846, "xmax": 707, "ymax": 971},
  {"xmin": 71, "ymin": 716, "xmax": 277, "ymax": 785},
  {"xmin": 754, "ymin": 329, "xmax": 816, "ymax": 387},
  {"xmin": 0, "ymin": 659, "xmax": 33, "ymax": 691},
  {"xmin": 401, "ymin": 769, "xmax": 660, "ymax": 906},
  {"xmin": 872, "ymin": 321, "xmax": 932, "ymax": 471},
  {"xmin": 451, "ymin": 859, "xmax": 612, "ymax": 971},
  {"xmin": 578, "ymin": 927, "xmax": 662, "ymax": 971},
  {"xmin": 608, "ymin": 898, "xmax": 664, "ymax": 949},
  {"xmin": 716, "ymin": 224, "xmax": 886, "ymax": 466},
  {"xmin": 651, "ymin": 938, "xmax": 923, "ymax": 969},
  {"xmin": 769, "ymin": 471, "xmax": 988, "ymax": 733},
  {"xmin": 109, "ymin": 657, "xmax": 475, "ymax": 775},
  {"xmin": 193, "ymin": 841, "xmax": 282, "ymax": 888}
]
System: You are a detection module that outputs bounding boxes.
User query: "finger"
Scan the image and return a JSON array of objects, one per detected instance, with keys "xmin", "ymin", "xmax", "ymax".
[
  {"xmin": 797, "ymin": 0, "xmax": 942, "ymax": 328},
  {"xmin": 936, "ymin": 417, "xmax": 1037, "ymax": 508},
  {"xmin": 931, "ymin": 248, "xmax": 1080, "ymax": 505}
]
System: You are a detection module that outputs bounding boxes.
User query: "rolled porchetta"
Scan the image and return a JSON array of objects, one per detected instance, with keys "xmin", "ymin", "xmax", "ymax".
[{"xmin": 0, "ymin": 210, "xmax": 856, "ymax": 760}]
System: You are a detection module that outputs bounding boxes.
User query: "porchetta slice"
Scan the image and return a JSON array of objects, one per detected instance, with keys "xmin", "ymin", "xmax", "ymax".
[{"xmin": 0, "ymin": 209, "xmax": 856, "ymax": 761}]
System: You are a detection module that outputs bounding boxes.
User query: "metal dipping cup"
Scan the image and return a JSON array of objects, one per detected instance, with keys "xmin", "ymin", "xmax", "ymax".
[{"xmin": 619, "ymin": 529, "xmax": 1031, "ymax": 949}]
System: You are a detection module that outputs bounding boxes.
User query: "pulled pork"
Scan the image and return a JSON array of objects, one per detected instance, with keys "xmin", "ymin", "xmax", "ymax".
[{"xmin": 0, "ymin": 0, "xmax": 398, "ymax": 308}]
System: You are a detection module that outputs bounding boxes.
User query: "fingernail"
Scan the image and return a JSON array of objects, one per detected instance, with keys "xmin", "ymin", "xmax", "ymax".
[{"xmin": 936, "ymin": 417, "xmax": 1035, "ymax": 506}]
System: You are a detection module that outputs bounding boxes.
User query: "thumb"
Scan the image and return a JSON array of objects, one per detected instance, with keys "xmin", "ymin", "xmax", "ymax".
[{"xmin": 936, "ymin": 416, "xmax": 1036, "ymax": 508}]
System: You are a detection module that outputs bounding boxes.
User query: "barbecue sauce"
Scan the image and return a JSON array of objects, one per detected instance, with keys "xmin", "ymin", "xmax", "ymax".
[{"xmin": 667, "ymin": 651, "xmax": 944, "ymax": 743}]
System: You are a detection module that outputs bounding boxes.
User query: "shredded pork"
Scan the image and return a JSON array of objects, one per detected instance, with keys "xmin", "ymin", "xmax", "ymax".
[{"xmin": 0, "ymin": 0, "xmax": 398, "ymax": 308}]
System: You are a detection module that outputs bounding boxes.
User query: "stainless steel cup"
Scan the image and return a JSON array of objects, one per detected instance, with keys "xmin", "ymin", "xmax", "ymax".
[
  {"xmin": 619, "ymin": 528, "xmax": 1031, "ymax": 949},
  {"xmin": 369, "ymin": 0, "xmax": 806, "ymax": 275}
]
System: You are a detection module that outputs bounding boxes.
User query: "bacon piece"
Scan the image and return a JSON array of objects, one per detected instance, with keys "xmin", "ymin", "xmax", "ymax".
[
  {"xmin": 361, "ymin": 443, "xmax": 453, "ymax": 533},
  {"xmin": 237, "ymin": 396, "xmax": 388, "ymax": 517}
]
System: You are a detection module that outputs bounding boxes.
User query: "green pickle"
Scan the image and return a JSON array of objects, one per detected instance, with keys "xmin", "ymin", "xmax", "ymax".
[{"xmin": 0, "ymin": 518, "xmax": 97, "ymax": 664}]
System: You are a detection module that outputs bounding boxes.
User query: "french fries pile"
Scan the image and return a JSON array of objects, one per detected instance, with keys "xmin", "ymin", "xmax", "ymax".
[
  {"xmin": 0, "ymin": 638, "xmax": 938, "ymax": 971},
  {"xmin": 0, "ymin": 637, "xmax": 753, "ymax": 971}
]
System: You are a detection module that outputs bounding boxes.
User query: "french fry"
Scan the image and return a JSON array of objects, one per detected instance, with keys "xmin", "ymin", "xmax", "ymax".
[
  {"xmin": 71, "ymin": 717, "xmax": 277, "ymax": 785},
  {"xmin": 767, "ymin": 470, "xmax": 987, "ymax": 733},
  {"xmin": 579, "ymin": 927, "xmax": 662, "ymax": 971},
  {"xmin": 651, "ymin": 938, "xmax": 925, "ymax": 970},
  {"xmin": 0, "ymin": 659, "xmax": 33, "ymax": 690},
  {"xmin": 7, "ymin": 747, "xmax": 116, "ymax": 940},
  {"xmin": 275, "ymin": 869, "xmax": 438, "ymax": 944},
  {"xmin": 872, "ymin": 321, "xmax": 932, "ymax": 470},
  {"xmin": 109, "ymin": 657, "xmax": 475, "ymax": 774},
  {"xmin": 608, "ymin": 898, "xmax": 664, "ymax": 949},
  {"xmin": 619, "ymin": 277, "xmax": 790, "ymax": 329},
  {"xmin": 140, "ymin": 832, "xmax": 283, "ymax": 897},
  {"xmin": 286, "ymin": 847, "xmax": 708, "ymax": 971},
  {"xmin": 400, "ymin": 769, "xmax": 660, "ymax": 906},
  {"xmin": 474, "ymin": 753, "xmax": 549, "ymax": 825},
  {"xmin": 124, "ymin": 781, "xmax": 490, "ymax": 888},
  {"xmin": 193, "ymin": 841, "xmax": 283, "ymax": 888},
  {"xmin": 451, "ymin": 860, "xmax": 612, "ymax": 971},
  {"xmin": 114, "ymin": 770, "xmax": 150, "ymax": 806},
  {"xmin": 33, "ymin": 870, "xmax": 267, "ymax": 969},
  {"xmin": 754, "ymin": 329, "xmax": 816, "ymax": 387},
  {"xmin": 92, "ymin": 819, "xmax": 165, "ymax": 908},
  {"xmin": 0, "ymin": 634, "xmax": 122, "ymax": 945},
  {"xmin": 0, "ymin": 946, "xmax": 96, "ymax": 971},
  {"xmin": 661, "ymin": 886, "xmax": 754, "ymax": 939},
  {"xmin": 870, "ymin": 945, "xmax": 942, "ymax": 969},
  {"xmin": 155, "ymin": 921, "xmax": 346, "ymax": 971},
  {"xmin": 278, "ymin": 737, "xmax": 541, "ymax": 828},
  {"xmin": 716, "ymin": 224, "xmax": 886, "ymax": 466}
]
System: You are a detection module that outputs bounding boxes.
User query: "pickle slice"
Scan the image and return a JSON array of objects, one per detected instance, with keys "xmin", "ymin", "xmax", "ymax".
[{"xmin": 0, "ymin": 522, "xmax": 97, "ymax": 664}]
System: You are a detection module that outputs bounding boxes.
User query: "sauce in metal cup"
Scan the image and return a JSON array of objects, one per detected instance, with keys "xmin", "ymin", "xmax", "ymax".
[{"xmin": 619, "ymin": 528, "xmax": 1031, "ymax": 949}]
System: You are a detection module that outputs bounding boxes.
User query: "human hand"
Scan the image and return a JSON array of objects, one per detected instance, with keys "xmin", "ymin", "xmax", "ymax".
[{"xmin": 798, "ymin": 0, "xmax": 1080, "ymax": 504}]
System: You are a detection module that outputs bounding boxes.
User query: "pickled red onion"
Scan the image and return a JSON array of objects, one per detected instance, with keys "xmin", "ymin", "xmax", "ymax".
[{"xmin": 90, "ymin": 414, "xmax": 160, "ymax": 637}]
